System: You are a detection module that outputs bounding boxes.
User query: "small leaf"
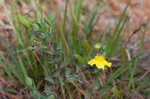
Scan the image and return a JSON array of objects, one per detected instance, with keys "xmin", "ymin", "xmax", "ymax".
[
  {"xmin": 112, "ymin": 87, "xmax": 121, "ymax": 98},
  {"xmin": 18, "ymin": 15, "xmax": 30, "ymax": 27},
  {"xmin": 65, "ymin": 68, "xmax": 71, "ymax": 78},
  {"xmin": 45, "ymin": 77, "xmax": 54, "ymax": 84},
  {"xmin": 25, "ymin": 77, "xmax": 34, "ymax": 87},
  {"xmin": 48, "ymin": 95, "xmax": 55, "ymax": 99},
  {"xmin": 74, "ymin": 54, "xmax": 84, "ymax": 64}
]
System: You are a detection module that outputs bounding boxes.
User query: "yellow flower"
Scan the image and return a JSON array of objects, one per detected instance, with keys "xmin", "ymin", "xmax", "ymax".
[
  {"xmin": 94, "ymin": 43, "xmax": 101, "ymax": 49},
  {"xmin": 88, "ymin": 54, "xmax": 112, "ymax": 70}
]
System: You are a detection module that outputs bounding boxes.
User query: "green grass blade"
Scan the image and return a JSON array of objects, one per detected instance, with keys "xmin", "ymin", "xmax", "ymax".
[
  {"xmin": 3, "ymin": 3, "xmax": 25, "ymax": 47},
  {"xmin": 83, "ymin": 6, "xmax": 97, "ymax": 35},
  {"xmin": 0, "ymin": 53, "xmax": 13, "ymax": 79},
  {"xmin": 31, "ymin": 0, "xmax": 41, "ymax": 20},
  {"xmin": 128, "ymin": 25, "xmax": 147, "ymax": 89},
  {"xmin": 106, "ymin": 5, "xmax": 128, "ymax": 58},
  {"xmin": 106, "ymin": 61, "xmax": 131, "ymax": 85}
]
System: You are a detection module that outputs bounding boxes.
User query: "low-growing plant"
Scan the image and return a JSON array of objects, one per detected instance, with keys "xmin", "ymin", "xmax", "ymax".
[{"xmin": 0, "ymin": 0, "xmax": 148, "ymax": 99}]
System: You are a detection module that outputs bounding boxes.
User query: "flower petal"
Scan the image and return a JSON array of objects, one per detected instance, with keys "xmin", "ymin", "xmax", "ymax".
[{"xmin": 88, "ymin": 54, "xmax": 112, "ymax": 70}]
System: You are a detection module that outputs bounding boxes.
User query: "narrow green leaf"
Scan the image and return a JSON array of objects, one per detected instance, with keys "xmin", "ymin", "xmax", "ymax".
[
  {"xmin": 112, "ymin": 87, "xmax": 121, "ymax": 98},
  {"xmin": 128, "ymin": 25, "xmax": 147, "ymax": 89},
  {"xmin": 18, "ymin": 15, "xmax": 30, "ymax": 27}
]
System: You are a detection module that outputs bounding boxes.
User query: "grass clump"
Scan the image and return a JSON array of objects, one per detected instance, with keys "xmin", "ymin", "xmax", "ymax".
[{"xmin": 0, "ymin": 0, "xmax": 148, "ymax": 98}]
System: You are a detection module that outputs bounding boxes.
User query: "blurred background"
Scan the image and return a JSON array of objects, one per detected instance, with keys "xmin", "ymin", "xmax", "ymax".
[{"xmin": 0, "ymin": 0, "xmax": 150, "ymax": 49}]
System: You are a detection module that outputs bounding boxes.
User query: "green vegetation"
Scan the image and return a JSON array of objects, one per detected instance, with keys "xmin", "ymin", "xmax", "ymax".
[{"xmin": 0, "ymin": 0, "xmax": 148, "ymax": 99}]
